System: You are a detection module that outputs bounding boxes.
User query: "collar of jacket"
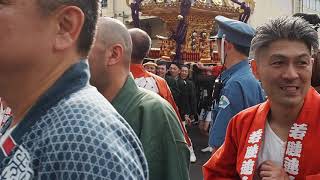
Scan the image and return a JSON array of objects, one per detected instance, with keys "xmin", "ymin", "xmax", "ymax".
[
  {"xmin": 13, "ymin": 59, "xmax": 90, "ymax": 139},
  {"xmin": 130, "ymin": 64, "xmax": 150, "ymax": 78},
  {"xmin": 221, "ymin": 59, "xmax": 250, "ymax": 82},
  {"xmin": 111, "ymin": 75, "xmax": 139, "ymax": 115}
]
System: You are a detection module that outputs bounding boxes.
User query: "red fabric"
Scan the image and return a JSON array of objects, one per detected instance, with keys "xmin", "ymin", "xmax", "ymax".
[
  {"xmin": 211, "ymin": 65, "xmax": 223, "ymax": 77},
  {"xmin": 130, "ymin": 64, "xmax": 191, "ymax": 146},
  {"xmin": 203, "ymin": 88, "xmax": 320, "ymax": 179},
  {"xmin": 2, "ymin": 136, "xmax": 16, "ymax": 156}
]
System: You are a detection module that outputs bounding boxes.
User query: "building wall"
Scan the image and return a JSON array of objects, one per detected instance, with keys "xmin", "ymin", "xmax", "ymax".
[
  {"xmin": 101, "ymin": 0, "xmax": 114, "ymax": 18},
  {"xmin": 248, "ymin": 0, "xmax": 294, "ymax": 28},
  {"xmin": 296, "ymin": 0, "xmax": 320, "ymax": 40},
  {"xmin": 100, "ymin": 0, "xmax": 132, "ymax": 23},
  {"xmin": 113, "ymin": 0, "xmax": 132, "ymax": 23},
  {"xmin": 248, "ymin": 0, "xmax": 320, "ymax": 27},
  {"xmin": 100, "ymin": 0, "xmax": 166, "ymax": 48},
  {"xmin": 300, "ymin": 0, "xmax": 320, "ymax": 13}
]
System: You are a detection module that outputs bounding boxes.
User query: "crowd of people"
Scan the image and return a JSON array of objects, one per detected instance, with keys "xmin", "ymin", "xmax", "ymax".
[{"xmin": 1, "ymin": 0, "xmax": 320, "ymax": 179}]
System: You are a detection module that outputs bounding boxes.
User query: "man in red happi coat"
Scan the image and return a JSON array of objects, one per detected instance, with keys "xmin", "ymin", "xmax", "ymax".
[{"xmin": 203, "ymin": 16, "xmax": 320, "ymax": 180}]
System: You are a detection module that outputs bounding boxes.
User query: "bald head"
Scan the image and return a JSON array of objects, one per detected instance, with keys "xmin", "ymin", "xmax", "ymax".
[
  {"xmin": 128, "ymin": 28, "xmax": 152, "ymax": 64},
  {"xmin": 89, "ymin": 17, "xmax": 132, "ymax": 95},
  {"xmin": 95, "ymin": 17, "xmax": 132, "ymax": 61}
]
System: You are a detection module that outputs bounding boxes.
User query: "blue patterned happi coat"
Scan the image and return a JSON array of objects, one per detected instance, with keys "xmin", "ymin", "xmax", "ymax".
[{"xmin": 0, "ymin": 60, "xmax": 148, "ymax": 180}]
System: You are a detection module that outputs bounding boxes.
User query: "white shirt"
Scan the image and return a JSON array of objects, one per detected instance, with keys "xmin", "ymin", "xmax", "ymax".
[
  {"xmin": 257, "ymin": 122, "xmax": 286, "ymax": 167},
  {"xmin": 253, "ymin": 122, "xmax": 286, "ymax": 179},
  {"xmin": 134, "ymin": 77, "xmax": 159, "ymax": 94}
]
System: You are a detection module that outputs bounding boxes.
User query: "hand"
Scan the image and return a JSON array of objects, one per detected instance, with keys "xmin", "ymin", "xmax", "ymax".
[
  {"xmin": 196, "ymin": 62, "xmax": 205, "ymax": 70},
  {"xmin": 259, "ymin": 161, "xmax": 289, "ymax": 180},
  {"xmin": 184, "ymin": 115, "xmax": 192, "ymax": 126}
]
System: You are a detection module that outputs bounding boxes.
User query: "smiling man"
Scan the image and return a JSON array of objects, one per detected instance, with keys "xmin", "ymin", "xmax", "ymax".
[{"xmin": 203, "ymin": 16, "xmax": 320, "ymax": 179}]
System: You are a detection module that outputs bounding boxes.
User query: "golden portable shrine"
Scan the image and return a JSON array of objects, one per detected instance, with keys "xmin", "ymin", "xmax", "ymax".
[{"xmin": 128, "ymin": 0, "xmax": 249, "ymax": 64}]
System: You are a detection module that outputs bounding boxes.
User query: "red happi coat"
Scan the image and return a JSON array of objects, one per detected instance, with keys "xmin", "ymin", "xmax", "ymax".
[{"xmin": 203, "ymin": 88, "xmax": 320, "ymax": 180}]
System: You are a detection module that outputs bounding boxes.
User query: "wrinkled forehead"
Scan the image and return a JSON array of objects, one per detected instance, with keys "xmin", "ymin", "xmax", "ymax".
[{"xmin": 257, "ymin": 39, "xmax": 311, "ymax": 60}]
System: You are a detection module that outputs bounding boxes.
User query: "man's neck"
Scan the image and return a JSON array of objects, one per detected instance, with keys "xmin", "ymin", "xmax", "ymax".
[
  {"xmin": 102, "ymin": 71, "xmax": 128, "ymax": 102},
  {"xmin": 268, "ymin": 102, "xmax": 304, "ymax": 141},
  {"xmin": 172, "ymin": 75, "xmax": 179, "ymax": 80},
  {"xmin": 1, "ymin": 57, "xmax": 78, "ymax": 127},
  {"xmin": 224, "ymin": 52, "xmax": 247, "ymax": 69}
]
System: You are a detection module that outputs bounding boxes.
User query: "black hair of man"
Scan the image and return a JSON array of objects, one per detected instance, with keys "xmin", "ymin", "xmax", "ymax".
[
  {"xmin": 181, "ymin": 64, "xmax": 190, "ymax": 69},
  {"xmin": 37, "ymin": 0, "xmax": 99, "ymax": 57},
  {"xmin": 170, "ymin": 62, "xmax": 182, "ymax": 69},
  {"xmin": 232, "ymin": 43, "xmax": 250, "ymax": 57},
  {"xmin": 128, "ymin": 28, "xmax": 152, "ymax": 64},
  {"xmin": 293, "ymin": 13, "xmax": 320, "ymax": 31},
  {"xmin": 157, "ymin": 60, "xmax": 169, "ymax": 67}
]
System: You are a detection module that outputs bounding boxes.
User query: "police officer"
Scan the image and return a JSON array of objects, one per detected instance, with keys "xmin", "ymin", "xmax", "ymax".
[{"xmin": 208, "ymin": 16, "xmax": 265, "ymax": 153}]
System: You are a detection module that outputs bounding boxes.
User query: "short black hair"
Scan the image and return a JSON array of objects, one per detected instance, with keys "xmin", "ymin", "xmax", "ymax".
[
  {"xmin": 157, "ymin": 60, "xmax": 168, "ymax": 69},
  {"xmin": 293, "ymin": 13, "xmax": 320, "ymax": 31},
  {"xmin": 170, "ymin": 62, "xmax": 182, "ymax": 69},
  {"xmin": 181, "ymin": 64, "xmax": 190, "ymax": 69},
  {"xmin": 157, "ymin": 60, "xmax": 168, "ymax": 66},
  {"xmin": 232, "ymin": 43, "xmax": 250, "ymax": 56}
]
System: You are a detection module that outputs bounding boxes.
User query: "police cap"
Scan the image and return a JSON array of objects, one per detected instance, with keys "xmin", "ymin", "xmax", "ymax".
[{"xmin": 214, "ymin": 15, "xmax": 255, "ymax": 47}]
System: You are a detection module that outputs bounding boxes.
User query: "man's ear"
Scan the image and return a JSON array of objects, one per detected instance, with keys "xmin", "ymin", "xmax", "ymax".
[
  {"xmin": 105, "ymin": 44, "xmax": 123, "ymax": 66},
  {"xmin": 251, "ymin": 59, "xmax": 260, "ymax": 80},
  {"xmin": 53, "ymin": 6, "xmax": 84, "ymax": 51},
  {"xmin": 225, "ymin": 41, "xmax": 234, "ymax": 51},
  {"xmin": 255, "ymin": 59, "xmax": 262, "ymax": 80}
]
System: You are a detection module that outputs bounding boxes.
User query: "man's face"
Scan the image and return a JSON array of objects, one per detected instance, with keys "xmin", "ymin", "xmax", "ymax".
[
  {"xmin": 144, "ymin": 65, "xmax": 156, "ymax": 74},
  {"xmin": 0, "ymin": 0, "xmax": 53, "ymax": 74},
  {"xmin": 180, "ymin": 67, "xmax": 189, "ymax": 80},
  {"xmin": 156, "ymin": 65, "xmax": 167, "ymax": 78},
  {"xmin": 88, "ymin": 38, "xmax": 107, "ymax": 91},
  {"xmin": 169, "ymin": 64, "xmax": 180, "ymax": 78},
  {"xmin": 256, "ymin": 40, "xmax": 313, "ymax": 108}
]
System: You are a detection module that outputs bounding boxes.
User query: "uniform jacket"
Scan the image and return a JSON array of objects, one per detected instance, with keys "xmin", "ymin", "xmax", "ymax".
[
  {"xmin": 203, "ymin": 88, "xmax": 320, "ymax": 180},
  {"xmin": 209, "ymin": 60, "xmax": 265, "ymax": 148},
  {"xmin": 112, "ymin": 75, "xmax": 190, "ymax": 180}
]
